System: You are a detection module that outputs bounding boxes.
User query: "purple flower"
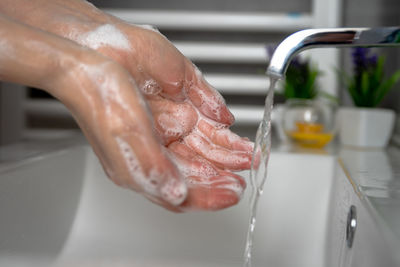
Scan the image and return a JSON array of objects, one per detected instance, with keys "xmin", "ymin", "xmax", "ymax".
[
  {"xmin": 368, "ymin": 54, "xmax": 378, "ymax": 66},
  {"xmin": 351, "ymin": 47, "xmax": 377, "ymax": 77}
]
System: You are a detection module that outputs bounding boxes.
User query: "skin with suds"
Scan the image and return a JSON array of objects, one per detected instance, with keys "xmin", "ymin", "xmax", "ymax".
[{"xmin": 0, "ymin": 0, "xmax": 253, "ymax": 212}]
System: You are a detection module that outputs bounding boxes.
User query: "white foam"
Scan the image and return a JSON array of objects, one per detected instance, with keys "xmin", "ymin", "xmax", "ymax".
[
  {"xmin": 176, "ymin": 157, "xmax": 218, "ymax": 179},
  {"xmin": 192, "ymin": 65, "xmax": 227, "ymax": 121},
  {"xmin": 77, "ymin": 62, "xmax": 141, "ymax": 118},
  {"xmin": 184, "ymin": 133, "xmax": 206, "ymax": 151},
  {"xmin": 156, "ymin": 102, "xmax": 196, "ymax": 141},
  {"xmin": 184, "ymin": 174, "xmax": 243, "ymax": 198},
  {"xmin": 115, "ymin": 137, "xmax": 158, "ymax": 196},
  {"xmin": 197, "ymin": 88, "xmax": 225, "ymax": 121},
  {"xmin": 157, "ymin": 113, "xmax": 185, "ymax": 138},
  {"xmin": 116, "ymin": 137, "xmax": 187, "ymax": 205},
  {"xmin": 186, "ymin": 90, "xmax": 226, "ymax": 134},
  {"xmin": 78, "ymin": 24, "xmax": 131, "ymax": 51},
  {"xmin": 196, "ymin": 160, "xmax": 219, "ymax": 178},
  {"xmin": 160, "ymin": 178, "xmax": 187, "ymax": 206},
  {"xmin": 216, "ymin": 182, "xmax": 244, "ymax": 198},
  {"xmin": 141, "ymin": 79, "xmax": 162, "ymax": 95}
]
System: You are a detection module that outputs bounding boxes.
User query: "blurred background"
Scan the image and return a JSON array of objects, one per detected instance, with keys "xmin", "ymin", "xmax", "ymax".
[{"xmin": 0, "ymin": 0, "xmax": 399, "ymax": 145}]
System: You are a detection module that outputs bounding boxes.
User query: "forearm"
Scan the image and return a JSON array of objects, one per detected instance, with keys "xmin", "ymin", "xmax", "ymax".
[
  {"xmin": 0, "ymin": 12, "xmax": 142, "ymax": 121},
  {"xmin": 0, "ymin": 14, "xmax": 82, "ymax": 95},
  {"xmin": 0, "ymin": 0, "xmax": 135, "ymax": 69},
  {"xmin": 0, "ymin": 0, "xmax": 112, "ymax": 37},
  {"xmin": 0, "ymin": 0, "xmax": 253, "ymax": 211}
]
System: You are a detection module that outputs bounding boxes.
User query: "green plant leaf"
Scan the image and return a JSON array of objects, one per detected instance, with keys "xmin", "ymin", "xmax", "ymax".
[
  {"xmin": 302, "ymin": 69, "xmax": 318, "ymax": 99},
  {"xmin": 284, "ymin": 81, "xmax": 295, "ymax": 99},
  {"xmin": 347, "ymin": 80, "xmax": 360, "ymax": 106},
  {"xmin": 360, "ymin": 71, "xmax": 371, "ymax": 106},
  {"xmin": 340, "ymin": 51, "xmax": 400, "ymax": 107},
  {"xmin": 373, "ymin": 69, "xmax": 400, "ymax": 107},
  {"xmin": 283, "ymin": 57, "xmax": 320, "ymax": 99},
  {"xmin": 374, "ymin": 56, "xmax": 385, "ymax": 83}
]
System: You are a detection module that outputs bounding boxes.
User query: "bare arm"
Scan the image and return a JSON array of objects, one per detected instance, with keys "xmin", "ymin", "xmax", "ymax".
[
  {"xmin": 0, "ymin": 13, "xmax": 77, "ymax": 95},
  {"xmin": 0, "ymin": 0, "xmax": 253, "ymax": 211},
  {"xmin": 0, "ymin": 13, "xmax": 188, "ymax": 210}
]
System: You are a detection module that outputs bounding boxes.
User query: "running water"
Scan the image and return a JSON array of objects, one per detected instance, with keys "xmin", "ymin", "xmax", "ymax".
[{"xmin": 243, "ymin": 77, "xmax": 278, "ymax": 267}]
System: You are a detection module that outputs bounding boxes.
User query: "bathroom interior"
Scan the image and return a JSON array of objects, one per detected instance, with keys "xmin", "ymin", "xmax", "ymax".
[{"xmin": 0, "ymin": 0, "xmax": 400, "ymax": 266}]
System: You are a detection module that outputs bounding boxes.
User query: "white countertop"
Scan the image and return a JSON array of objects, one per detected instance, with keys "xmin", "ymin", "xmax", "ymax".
[{"xmin": 1, "ymin": 133, "xmax": 399, "ymax": 256}]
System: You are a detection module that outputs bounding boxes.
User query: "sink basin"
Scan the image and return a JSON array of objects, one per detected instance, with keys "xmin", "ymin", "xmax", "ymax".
[{"xmin": 0, "ymin": 138, "xmax": 397, "ymax": 266}]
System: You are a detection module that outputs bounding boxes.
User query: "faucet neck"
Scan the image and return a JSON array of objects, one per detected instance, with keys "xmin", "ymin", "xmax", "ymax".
[{"xmin": 266, "ymin": 27, "xmax": 400, "ymax": 78}]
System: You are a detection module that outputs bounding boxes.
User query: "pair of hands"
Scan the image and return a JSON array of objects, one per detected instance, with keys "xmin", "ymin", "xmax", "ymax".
[{"xmin": 0, "ymin": 0, "xmax": 253, "ymax": 211}]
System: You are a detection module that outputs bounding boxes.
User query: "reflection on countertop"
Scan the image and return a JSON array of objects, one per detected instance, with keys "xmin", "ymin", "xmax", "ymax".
[
  {"xmin": 338, "ymin": 145, "xmax": 400, "ymax": 247},
  {"xmin": 271, "ymin": 138, "xmax": 400, "ymax": 251},
  {"xmin": 0, "ymin": 131, "xmax": 85, "ymax": 172}
]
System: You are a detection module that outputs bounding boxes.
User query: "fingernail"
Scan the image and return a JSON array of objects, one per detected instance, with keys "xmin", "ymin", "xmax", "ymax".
[
  {"xmin": 160, "ymin": 178, "xmax": 187, "ymax": 206},
  {"xmin": 218, "ymin": 179, "xmax": 245, "ymax": 199}
]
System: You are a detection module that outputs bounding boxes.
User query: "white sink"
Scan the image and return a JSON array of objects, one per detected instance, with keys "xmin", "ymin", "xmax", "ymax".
[{"xmin": 0, "ymin": 139, "xmax": 397, "ymax": 266}]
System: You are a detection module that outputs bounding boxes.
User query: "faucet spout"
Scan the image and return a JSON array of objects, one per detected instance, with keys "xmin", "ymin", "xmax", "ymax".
[{"xmin": 267, "ymin": 27, "xmax": 400, "ymax": 79}]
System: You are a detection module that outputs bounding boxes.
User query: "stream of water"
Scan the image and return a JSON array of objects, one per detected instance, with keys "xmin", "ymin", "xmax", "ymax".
[{"xmin": 243, "ymin": 77, "xmax": 278, "ymax": 267}]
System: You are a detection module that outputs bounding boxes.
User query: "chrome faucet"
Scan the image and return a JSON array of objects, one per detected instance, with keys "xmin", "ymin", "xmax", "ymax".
[{"xmin": 267, "ymin": 27, "xmax": 400, "ymax": 79}]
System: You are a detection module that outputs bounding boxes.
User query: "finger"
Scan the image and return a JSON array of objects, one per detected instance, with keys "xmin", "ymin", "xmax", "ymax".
[
  {"xmin": 114, "ymin": 133, "xmax": 187, "ymax": 206},
  {"xmin": 146, "ymin": 95, "xmax": 197, "ymax": 145},
  {"xmin": 197, "ymin": 120, "xmax": 254, "ymax": 152},
  {"xmin": 126, "ymin": 29, "xmax": 234, "ymax": 125},
  {"xmin": 168, "ymin": 141, "xmax": 220, "ymax": 178},
  {"xmin": 134, "ymin": 29, "xmax": 188, "ymax": 101},
  {"xmin": 181, "ymin": 173, "xmax": 245, "ymax": 211},
  {"xmin": 168, "ymin": 142, "xmax": 246, "ymax": 211},
  {"xmin": 83, "ymin": 68, "xmax": 189, "ymax": 207},
  {"xmin": 218, "ymin": 170, "xmax": 246, "ymax": 189},
  {"xmin": 142, "ymin": 191, "xmax": 183, "ymax": 213},
  {"xmin": 183, "ymin": 132, "xmax": 252, "ymax": 171},
  {"xmin": 185, "ymin": 65, "xmax": 234, "ymax": 125}
]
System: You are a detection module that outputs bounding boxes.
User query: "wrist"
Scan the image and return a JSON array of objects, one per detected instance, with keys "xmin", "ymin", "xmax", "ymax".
[
  {"xmin": 49, "ymin": 47, "xmax": 105, "ymax": 105},
  {"xmin": 50, "ymin": 47, "xmax": 135, "ymax": 122}
]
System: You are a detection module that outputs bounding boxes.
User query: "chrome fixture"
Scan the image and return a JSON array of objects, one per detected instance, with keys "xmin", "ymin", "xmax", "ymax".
[
  {"xmin": 267, "ymin": 27, "xmax": 400, "ymax": 79},
  {"xmin": 346, "ymin": 205, "xmax": 357, "ymax": 248}
]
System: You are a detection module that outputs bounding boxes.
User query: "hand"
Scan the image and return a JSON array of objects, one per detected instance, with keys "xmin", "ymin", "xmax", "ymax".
[
  {"xmin": 75, "ymin": 20, "xmax": 253, "ymax": 211},
  {"xmin": 0, "ymin": 13, "xmax": 189, "ymax": 210},
  {"xmin": 0, "ymin": 0, "xmax": 254, "ymax": 211}
]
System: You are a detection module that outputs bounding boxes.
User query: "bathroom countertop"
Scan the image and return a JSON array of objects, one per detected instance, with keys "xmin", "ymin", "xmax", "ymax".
[
  {"xmin": 1, "ymin": 133, "xmax": 400, "ymax": 255},
  {"xmin": 0, "ymin": 131, "xmax": 85, "ymax": 172},
  {"xmin": 338, "ymin": 144, "xmax": 400, "ymax": 251},
  {"xmin": 273, "ymin": 140, "xmax": 400, "ymax": 254}
]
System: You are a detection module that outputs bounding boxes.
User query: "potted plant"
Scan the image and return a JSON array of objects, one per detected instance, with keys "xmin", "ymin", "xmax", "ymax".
[
  {"xmin": 269, "ymin": 48, "xmax": 337, "ymax": 148},
  {"xmin": 281, "ymin": 55, "xmax": 319, "ymax": 100},
  {"xmin": 338, "ymin": 48, "xmax": 400, "ymax": 148}
]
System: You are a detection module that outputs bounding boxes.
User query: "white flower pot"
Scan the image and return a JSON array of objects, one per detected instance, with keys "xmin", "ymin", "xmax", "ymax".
[{"xmin": 337, "ymin": 107, "xmax": 396, "ymax": 148}]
